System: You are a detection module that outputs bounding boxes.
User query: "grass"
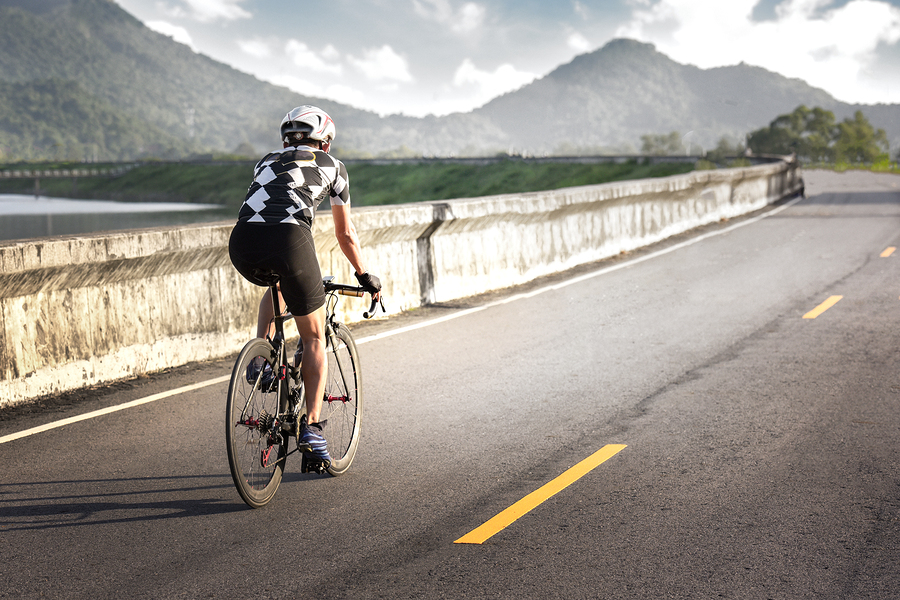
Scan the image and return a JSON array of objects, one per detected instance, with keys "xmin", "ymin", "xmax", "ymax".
[
  {"xmin": 0, "ymin": 158, "xmax": 697, "ymax": 211},
  {"xmin": 346, "ymin": 160, "xmax": 695, "ymax": 206}
]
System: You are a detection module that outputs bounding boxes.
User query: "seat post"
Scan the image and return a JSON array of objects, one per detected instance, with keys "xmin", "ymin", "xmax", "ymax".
[{"xmin": 270, "ymin": 285, "xmax": 285, "ymax": 345}]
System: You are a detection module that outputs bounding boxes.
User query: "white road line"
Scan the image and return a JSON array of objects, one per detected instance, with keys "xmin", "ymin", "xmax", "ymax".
[
  {"xmin": 1, "ymin": 196, "xmax": 803, "ymax": 444},
  {"xmin": 0, "ymin": 376, "xmax": 230, "ymax": 445}
]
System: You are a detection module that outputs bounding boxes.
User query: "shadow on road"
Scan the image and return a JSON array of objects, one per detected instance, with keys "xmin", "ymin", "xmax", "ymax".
[{"xmin": 0, "ymin": 474, "xmax": 247, "ymax": 530}]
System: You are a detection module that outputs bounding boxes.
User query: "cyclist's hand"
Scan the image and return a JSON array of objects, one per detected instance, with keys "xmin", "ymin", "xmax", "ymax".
[{"xmin": 355, "ymin": 271, "xmax": 382, "ymax": 296}]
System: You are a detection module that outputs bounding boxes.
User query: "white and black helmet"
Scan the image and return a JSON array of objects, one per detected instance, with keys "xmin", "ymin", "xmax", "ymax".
[{"xmin": 280, "ymin": 105, "xmax": 336, "ymax": 144}]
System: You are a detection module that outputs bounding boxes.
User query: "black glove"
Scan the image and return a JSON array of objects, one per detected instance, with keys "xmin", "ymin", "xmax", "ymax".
[{"xmin": 355, "ymin": 271, "xmax": 382, "ymax": 294}]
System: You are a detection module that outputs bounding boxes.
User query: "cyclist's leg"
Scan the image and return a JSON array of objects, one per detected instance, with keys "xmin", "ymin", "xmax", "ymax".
[{"xmin": 293, "ymin": 306, "xmax": 327, "ymax": 423}]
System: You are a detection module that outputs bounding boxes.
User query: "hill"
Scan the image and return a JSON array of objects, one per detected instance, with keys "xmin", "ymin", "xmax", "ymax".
[
  {"xmin": 0, "ymin": 0, "xmax": 897, "ymax": 160},
  {"xmin": 475, "ymin": 39, "xmax": 898, "ymax": 154}
]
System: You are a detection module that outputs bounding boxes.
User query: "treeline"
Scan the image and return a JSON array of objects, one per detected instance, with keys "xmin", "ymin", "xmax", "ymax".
[
  {"xmin": 638, "ymin": 106, "xmax": 895, "ymax": 169},
  {"xmin": 747, "ymin": 106, "xmax": 892, "ymax": 166}
]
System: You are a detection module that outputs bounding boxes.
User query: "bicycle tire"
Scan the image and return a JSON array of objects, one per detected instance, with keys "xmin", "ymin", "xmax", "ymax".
[
  {"xmin": 321, "ymin": 323, "xmax": 362, "ymax": 476},
  {"xmin": 226, "ymin": 337, "xmax": 288, "ymax": 508}
]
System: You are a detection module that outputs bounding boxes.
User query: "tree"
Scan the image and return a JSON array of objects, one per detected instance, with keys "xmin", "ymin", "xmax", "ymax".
[
  {"xmin": 640, "ymin": 131, "xmax": 683, "ymax": 155},
  {"xmin": 746, "ymin": 105, "xmax": 836, "ymax": 162},
  {"xmin": 748, "ymin": 105, "xmax": 890, "ymax": 165},
  {"xmin": 833, "ymin": 110, "xmax": 889, "ymax": 164},
  {"xmin": 705, "ymin": 135, "xmax": 746, "ymax": 164}
]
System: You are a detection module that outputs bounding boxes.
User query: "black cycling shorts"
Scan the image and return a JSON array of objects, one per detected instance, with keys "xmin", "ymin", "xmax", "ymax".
[{"xmin": 228, "ymin": 221, "xmax": 325, "ymax": 316}]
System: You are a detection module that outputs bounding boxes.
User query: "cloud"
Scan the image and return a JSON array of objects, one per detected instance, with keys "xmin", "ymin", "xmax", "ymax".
[
  {"xmin": 573, "ymin": 1, "xmax": 590, "ymax": 20},
  {"xmin": 269, "ymin": 75, "xmax": 368, "ymax": 111},
  {"xmin": 145, "ymin": 20, "xmax": 198, "ymax": 51},
  {"xmin": 349, "ymin": 45, "xmax": 413, "ymax": 82},
  {"xmin": 615, "ymin": 0, "xmax": 900, "ymax": 103},
  {"xmin": 238, "ymin": 39, "xmax": 269, "ymax": 59},
  {"xmin": 163, "ymin": 0, "xmax": 251, "ymax": 22},
  {"xmin": 413, "ymin": 0, "xmax": 486, "ymax": 34},
  {"xmin": 567, "ymin": 32, "xmax": 592, "ymax": 53},
  {"xmin": 285, "ymin": 41, "xmax": 343, "ymax": 75},
  {"xmin": 453, "ymin": 59, "xmax": 537, "ymax": 103}
]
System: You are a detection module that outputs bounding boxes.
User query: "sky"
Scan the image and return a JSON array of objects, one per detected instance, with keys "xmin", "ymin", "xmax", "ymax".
[{"xmin": 111, "ymin": 0, "xmax": 900, "ymax": 118}]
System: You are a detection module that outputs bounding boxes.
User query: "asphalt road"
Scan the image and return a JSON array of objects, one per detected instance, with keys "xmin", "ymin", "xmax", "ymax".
[{"xmin": 1, "ymin": 169, "xmax": 899, "ymax": 599}]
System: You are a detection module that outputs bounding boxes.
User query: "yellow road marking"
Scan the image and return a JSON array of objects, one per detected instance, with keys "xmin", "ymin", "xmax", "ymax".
[
  {"xmin": 881, "ymin": 247, "xmax": 896, "ymax": 257},
  {"xmin": 454, "ymin": 444, "xmax": 627, "ymax": 545},
  {"xmin": 803, "ymin": 295, "xmax": 843, "ymax": 319}
]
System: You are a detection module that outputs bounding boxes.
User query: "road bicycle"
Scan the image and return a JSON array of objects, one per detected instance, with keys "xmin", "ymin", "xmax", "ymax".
[{"xmin": 225, "ymin": 276, "xmax": 382, "ymax": 508}]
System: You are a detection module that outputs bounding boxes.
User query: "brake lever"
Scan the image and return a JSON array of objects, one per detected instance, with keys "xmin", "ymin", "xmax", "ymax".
[{"xmin": 363, "ymin": 294, "xmax": 385, "ymax": 319}]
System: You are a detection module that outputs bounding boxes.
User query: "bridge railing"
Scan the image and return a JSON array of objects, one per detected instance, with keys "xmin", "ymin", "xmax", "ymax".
[{"xmin": 0, "ymin": 159, "xmax": 802, "ymax": 407}]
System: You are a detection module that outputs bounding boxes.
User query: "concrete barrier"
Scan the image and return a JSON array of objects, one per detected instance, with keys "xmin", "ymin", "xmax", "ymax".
[{"xmin": 0, "ymin": 160, "xmax": 802, "ymax": 407}]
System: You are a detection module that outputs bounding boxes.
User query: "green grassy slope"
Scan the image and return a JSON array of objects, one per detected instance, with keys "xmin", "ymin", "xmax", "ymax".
[{"xmin": 0, "ymin": 159, "xmax": 695, "ymax": 210}]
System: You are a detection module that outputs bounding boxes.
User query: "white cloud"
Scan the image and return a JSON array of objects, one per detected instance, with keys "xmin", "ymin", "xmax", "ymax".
[
  {"xmin": 349, "ymin": 45, "xmax": 413, "ymax": 82},
  {"xmin": 163, "ymin": 0, "xmax": 251, "ymax": 22},
  {"xmin": 453, "ymin": 59, "xmax": 538, "ymax": 103},
  {"xmin": 268, "ymin": 75, "xmax": 368, "ymax": 111},
  {"xmin": 285, "ymin": 41, "xmax": 343, "ymax": 75},
  {"xmin": 238, "ymin": 39, "xmax": 269, "ymax": 59},
  {"xmin": 145, "ymin": 20, "xmax": 198, "ymax": 51},
  {"xmin": 567, "ymin": 32, "xmax": 592, "ymax": 53},
  {"xmin": 413, "ymin": 0, "xmax": 486, "ymax": 34},
  {"xmin": 573, "ymin": 1, "xmax": 590, "ymax": 20},
  {"xmin": 615, "ymin": 0, "xmax": 900, "ymax": 104}
]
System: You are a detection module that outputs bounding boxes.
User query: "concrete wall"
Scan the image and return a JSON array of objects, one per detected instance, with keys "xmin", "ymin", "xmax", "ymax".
[{"xmin": 0, "ymin": 160, "xmax": 802, "ymax": 407}]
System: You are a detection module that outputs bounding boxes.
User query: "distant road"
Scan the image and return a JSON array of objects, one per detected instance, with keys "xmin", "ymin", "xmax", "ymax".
[{"xmin": 1, "ymin": 169, "xmax": 898, "ymax": 599}]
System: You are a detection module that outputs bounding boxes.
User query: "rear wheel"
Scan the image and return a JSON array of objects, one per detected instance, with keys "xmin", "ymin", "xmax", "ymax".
[
  {"xmin": 321, "ymin": 323, "xmax": 362, "ymax": 476},
  {"xmin": 226, "ymin": 338, "xmax": 287, "ymax": 508}
]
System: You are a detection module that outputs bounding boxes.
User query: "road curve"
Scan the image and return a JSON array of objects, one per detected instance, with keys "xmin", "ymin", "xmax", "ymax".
[{"xmin": 1, "ymin": 169, "xmax": 899, "ymax": 599}]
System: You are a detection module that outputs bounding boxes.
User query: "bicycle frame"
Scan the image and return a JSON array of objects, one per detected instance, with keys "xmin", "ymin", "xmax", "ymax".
[
  {"xmin": 227, "ymin": 275, "xmax": 380, "ymax": 505},
  {"xmin": 259, "ymin": 278, "xmax": 380, "ymax": 443}
]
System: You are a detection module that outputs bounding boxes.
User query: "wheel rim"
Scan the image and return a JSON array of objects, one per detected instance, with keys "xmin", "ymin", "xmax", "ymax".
[
  {"xmin": 321, "ymin": 330, "xmax": 360, "ymax": 472},
  {"xmin": 227, "ymin": 341, "xmax": 286, "ymax": 505}
]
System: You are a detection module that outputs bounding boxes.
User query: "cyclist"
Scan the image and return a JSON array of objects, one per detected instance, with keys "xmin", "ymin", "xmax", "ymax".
[{"xmin": 228, "ymin": 105, "xmax": 382, "ymax": 467}]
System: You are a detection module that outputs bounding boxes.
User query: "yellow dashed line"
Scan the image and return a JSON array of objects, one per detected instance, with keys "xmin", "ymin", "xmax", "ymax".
[
  {"xmin": 803, "ymin": 295, "xmax": 843, "ymax": 319},
  {"xmin": 454, "ymin": 444, "xmax": 627, "ymax": 545}
]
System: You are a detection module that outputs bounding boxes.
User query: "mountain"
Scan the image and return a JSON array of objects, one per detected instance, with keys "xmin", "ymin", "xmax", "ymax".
[
  {"xmin": 0, "ymin": 0, "xmax": 897, "ymax": 161},
  {"xmin": 475, "ymin": 38, "xmax": 898, "ymax": 153},
  {"xmin": 0, "ymin": 0, "xmax": 393, "ymax": 160}
]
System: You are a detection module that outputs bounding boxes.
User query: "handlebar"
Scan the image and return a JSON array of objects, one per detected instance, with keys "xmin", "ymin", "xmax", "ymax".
[{"xmin": 324, "ymin": 281, "xmax": 385, "ymax": 319}]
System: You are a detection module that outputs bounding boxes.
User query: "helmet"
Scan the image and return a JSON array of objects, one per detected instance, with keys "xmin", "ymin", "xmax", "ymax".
[{"xmin": 280, "ymin": 105, "xmax": 336, "ymax": 144}]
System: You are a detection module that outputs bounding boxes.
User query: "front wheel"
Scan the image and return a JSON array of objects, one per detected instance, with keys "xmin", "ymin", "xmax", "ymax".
[
  {"xmin": 321, "ymin": 323, "xmax": 363, "ymax": 476},
  {"xmin": 226, "ymin": 338, "xmax": 287, "ymax": 508}
]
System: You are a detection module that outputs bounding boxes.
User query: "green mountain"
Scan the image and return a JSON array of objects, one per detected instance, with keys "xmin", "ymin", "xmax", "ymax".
[
  {"xmin": 0, "ymin": 0, "xmax": 374, "ymax": 160},
  {"xmin": 475, "ymin": 39, "xmax": 897, "ymax": 153},
  {"xmin": 0, "ymin": 0, "xmax": 897, "ymax": 161}
]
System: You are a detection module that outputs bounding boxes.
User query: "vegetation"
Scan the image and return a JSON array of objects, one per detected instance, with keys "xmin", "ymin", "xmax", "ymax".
[
  {"xmin": 747, "ymin": 105, "xmax": 893, "ymax": 168},
  {"xmin": 0, "ymin": 79, "xmax": 198, "ymax": 162},
  {"xmin": 640, "ymin": 132, "xmax": 684, "ymax": 155},
  {"xmin": 0, "ymin": 159, "xmax": 696, "ymax": 210}
]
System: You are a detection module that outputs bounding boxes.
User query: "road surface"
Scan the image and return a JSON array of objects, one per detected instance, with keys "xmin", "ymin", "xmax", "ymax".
[{"xmin": 1, "ymin": 169, "xmax": 899, "ymax": 599}]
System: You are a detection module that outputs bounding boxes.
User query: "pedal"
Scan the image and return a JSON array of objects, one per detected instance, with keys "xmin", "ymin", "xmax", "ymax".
[{"xmin": 300, "ymin": 452, "xmax": 330, "ymax": 474}]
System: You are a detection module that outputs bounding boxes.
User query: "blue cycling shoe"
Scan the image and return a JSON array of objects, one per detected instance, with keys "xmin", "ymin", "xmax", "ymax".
[{"xmin": 298, "ymin": 418, "xmax": 331, "ymax": 466}]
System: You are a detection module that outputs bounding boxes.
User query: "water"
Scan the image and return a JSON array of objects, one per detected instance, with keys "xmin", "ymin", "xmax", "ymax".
[{"xmin": 0, "ymin": 195, "xmax": 235, "ymax": 243}]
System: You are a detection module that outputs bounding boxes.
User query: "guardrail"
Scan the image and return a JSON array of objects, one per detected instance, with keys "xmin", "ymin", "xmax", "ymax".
[
  {"xmin": 0, "ymin": 165, "xmax": 138, "ymax": 179},
  {"xmin": 0, "ymin": 159, "xmax": 802, "ymax": 407}
]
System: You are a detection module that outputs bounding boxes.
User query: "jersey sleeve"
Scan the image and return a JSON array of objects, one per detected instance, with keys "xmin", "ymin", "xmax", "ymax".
[{"xmin": 330, "ymin": 159, "xmax": 351, "ymax": 206}]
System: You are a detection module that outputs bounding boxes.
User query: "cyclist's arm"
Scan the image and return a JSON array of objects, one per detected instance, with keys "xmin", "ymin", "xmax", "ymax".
[{"xmin": 331, "ymin": 203, "xmax": 367, "ymax": 276}]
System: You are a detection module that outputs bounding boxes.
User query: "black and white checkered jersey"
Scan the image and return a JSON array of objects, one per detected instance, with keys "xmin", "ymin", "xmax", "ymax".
[{"xmin": 237, "ymin": 145, "xmax": 350, "ymax": 227}]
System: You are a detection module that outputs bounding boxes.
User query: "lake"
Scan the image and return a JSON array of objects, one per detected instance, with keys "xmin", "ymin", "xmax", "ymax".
[{"xmin": 0, "ymin": 194, "xmax": 234, "ymax": 243}]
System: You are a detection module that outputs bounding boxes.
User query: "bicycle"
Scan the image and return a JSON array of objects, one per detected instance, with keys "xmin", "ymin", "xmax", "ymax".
[{"xmin": 225, "ymin": 275, "xmax": 383, "ymax": 508}]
